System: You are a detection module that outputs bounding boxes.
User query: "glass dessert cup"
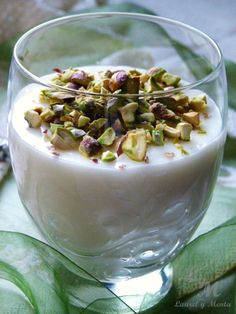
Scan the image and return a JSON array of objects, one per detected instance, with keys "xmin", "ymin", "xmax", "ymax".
[{"xmin": 7, "ymin": 13, "xmax": 227, "ymax": 307}]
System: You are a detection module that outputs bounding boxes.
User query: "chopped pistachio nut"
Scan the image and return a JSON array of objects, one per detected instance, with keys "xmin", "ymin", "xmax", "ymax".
[
  {"xmin": 172, "ymin": 94, "xmax": 189, "ymax": 106},
  {"xmin": 176, "ymin": 122, "xmax": 192, "ymax": 141},
  {"xmin": 161, "ymin": 72, "xmax": 181, "ymax": 87},
  {"xmin": 140, "ymin": 73, "xmax": 149, "ymax": 85},
  {"xmin": 119, "ymin": 102, "xmax": 138, "ymax": 123},
  {"xmin": 50, "ymin": 123, "xmax": 64, "ymax": 133},
  {"xmin": 164, "ymin": 125, "xmax": 180, "ymax": 139},
  {"xmin": 60, "ymin": 69, "xmax": 75, "ymax": 82},
  {"xmin": 71, "ymin": 70, "xmax": 90, "ymax": 87},
  {"xmin": 152, "ymin": 129, "xmax": 164, "ymax": 145},
  {"xmin": 97, "ymin": 127, "xmax": 116, "ymax": 146},
  {"xmin": 28, "ymin": 65, "xmax": 208, "ymax": 162},
  {"xmin": 79, "ymin": 136, "xmax": 101, "ymax": 157},
  {"xmin": 109, "ymin": 71, "xmax": 128, "ymax": 92},
  {"xmin": 122, "ymin": 129, "xmax": 147, "ymax": 161},
  {"xmin": 40, "ymin": 108, "xmax": 55, "ymax": 122},
  {"xmin": 50, "ymin": 128, "xmax": 78, "ymax": 150},
  {"xmin": 147, "ymin": 67, "xmax": 166, "ymax": 81},
  {"xmin": 77, "ymin": 115, "xmax": 90, "ymax": 128},
  {"xmin": 101, "ymin": 151, "xmax": 116, "ymax": 162},
  {"xmin": 183, "ymin": 112, "xmax": 200, "ymax": 127},
  {"xmin": 89, "ymin": 118, "xmax": 107, "ymax": 131},
  {"xmin": 144, "ymin": 77, "xmax": 163, "ymax": 92},
  {"xmin": 107, "ymin": 97, "xmax": 123, "ymax": 113},
  {"xmin": 189, "ymin": 95, "xmax": 207, "ymax": 112},
  {"xmin": 64, "ymin": 121, "xmax": 74, "ymax": 128},
  {"xmin": 156, "ymin": 96, "xmax": 177, "ymax": 110},
  {"xmin": 24, "ymin": 110, "xmax": 42, "ymax": 128},
  {"xmin": 139, "ymin": 112, "xmax": 155, "ymax": 123},
  {"xmin": 146, "ymin": 131, "xmax": 152, "ymax": 144}
]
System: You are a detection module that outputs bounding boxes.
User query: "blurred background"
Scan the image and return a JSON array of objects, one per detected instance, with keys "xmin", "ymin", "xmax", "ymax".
[{"xmin": 0, "ymin": 0, "xmax": 235, "ymax": 55}]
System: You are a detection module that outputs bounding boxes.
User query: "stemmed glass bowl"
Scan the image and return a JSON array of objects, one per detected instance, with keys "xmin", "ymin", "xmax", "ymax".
[{"xmin": 7, "ymin": 12, "xmax": 227, "ymax": 304}]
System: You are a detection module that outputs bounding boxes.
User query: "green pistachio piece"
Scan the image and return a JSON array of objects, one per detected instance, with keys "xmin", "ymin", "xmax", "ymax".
[
  {"xmin": 140, "ymin": 73, "xmax": 149, "ymax": 85},
  {"xmin": 64, "ymin": 121, "xmax": 74, "ymax": 128},
  {"xmin": 147, "ymin": 67, "xmax": 166, "ymax": 81},
  {"xmin": 119, "ymin": 102, "xmax": 138, "ymax": 123},
  {"xmin": 50, "ymin": 128, "xmax": 78, "ymax": 150},
  {"xmin": 97, "ymin": 127, "xmax": 116, "ymax": 146},
  {"xmin": 161, "ymin": 72, "xmax": 181, "ymax": 87},
  {"xmin": 176, "ymin": 122, "xmax": 192, "ymax": 141},
  {"xmin": 89, "ymin": 83, "xmax": 101, "ymax": 93},
  {"xmin": 122, "ymin": 129, "xmax": 147, "ymax": 161},
  {"xmin": 101, "ymin": 151, "xmax": 116, "ymax": 162},
  {"xmin": 189, "ymin": 95, "xmax": 207, "ymax": 112},
  {"xmin": 74, "ymin": 98, "xmax": 87, "ymax": 112},
  {"xmin": 146, "ymin": 131, "xmax": 152, "ymax": 144},
  {"xmin": 50, "ymin": 123, "xmax": 64, "ymax": 133},
  {"xmin": 79, "ymin": 136, "xmax": 101, "ymax": 157},
  {"xmin": 40, "ymin": 90, "xmax": 74, "ymax": 103},
  {"xmin": 183, "ymin": 111, "xmax": 200, "ymax": 127},
  {"xmin": 139, "ymin": 112, "xmax": 155, "ymax": 123},
  {"xmin": 138, "ymin": 99, "xmax": 150, "ymax": 113},
  {"xmin": 152, "ymin": 129, "xmax": 164, "ymax": 146},
  {"xmin": 156, "ymin": 96, "xmax": 178, "ymax": 110},
  {"xmin": 172, "ymin": 94, "xmax": 189, "ymax": 106},
  {"xmin": 144, "ymin": 77, "xmax": 163, "ymax": 93},
  {"xmin": 151, "ymin": 102, "xmax": 175, "ymax": 119},
  {"xmin": 60, "ymin": 69, "xmax": 75, "ymax": 82},
  {"xmin": 51, "ymin": 77, "xmax": 65, "ymax": 86},
  {"xmin": 39, "ymin": 90, "xmax": 62, "ymax": 105},
  {"xmin": 75, "ymin": 97, "xmax": 105, "ymax": 120},
  {"xmin": 24, "ymin": 110, "xmax": 42, "ymax": 128},
  {"xmin": 163, "ymin": 125, "xmax": 180, "ymax": 139},
  {"xmin": 40, "ymin": 108, "xmax": 55, "ymax": 122},
  {"xmin": 156, "ymin": 123, "xmax": 165, "ymax": 131},
  {"xmin": 69, "ymin": 110, "xmax": 80, "ymax": 124},
  {"xmin": 89, "ymin": 118, "xmax": 107, "ymax": 131},
  {"xmin": 128, "ymin": 69, "xmax": 142, "ymax": 77},
  {"xmin": 77, "ymin": 115, "xmax": 90, "ymax": 128}
]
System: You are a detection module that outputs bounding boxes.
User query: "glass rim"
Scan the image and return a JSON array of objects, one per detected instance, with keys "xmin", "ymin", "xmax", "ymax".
[{"xmin": 13, "ymin": 12, "xmax": 223, "ymax": 98}]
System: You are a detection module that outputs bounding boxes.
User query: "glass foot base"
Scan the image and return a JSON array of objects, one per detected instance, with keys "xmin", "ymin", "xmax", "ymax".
[{"xmin": 105, "ymin": 264, "xmax": 173, "ymax": 312}]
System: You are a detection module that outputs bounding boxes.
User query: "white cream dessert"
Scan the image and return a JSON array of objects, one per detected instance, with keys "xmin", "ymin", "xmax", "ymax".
[{"xmin": 8, "ymin": 66, "xmax": 225, "ymax": 280}]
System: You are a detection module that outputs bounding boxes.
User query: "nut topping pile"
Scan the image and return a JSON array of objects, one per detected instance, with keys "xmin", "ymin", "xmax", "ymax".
[{"xmin": 24, "ymin": 67, "xmax": 208, "ymax": 162}]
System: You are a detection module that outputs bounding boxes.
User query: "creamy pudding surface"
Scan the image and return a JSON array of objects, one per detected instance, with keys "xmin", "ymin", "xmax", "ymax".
[{"xmin": 9, "ymin": 66, "xmax": 225, "ymax": 280}]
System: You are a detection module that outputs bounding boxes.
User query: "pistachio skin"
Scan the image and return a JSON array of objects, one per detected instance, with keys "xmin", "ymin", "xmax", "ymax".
[
  {"xmin": 71, "ymin": 71, "xmax": 90, "ymax": 87},
  {"xmin": 79, "ymin": 136, "xmax": 101, "ymax": 157}
]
